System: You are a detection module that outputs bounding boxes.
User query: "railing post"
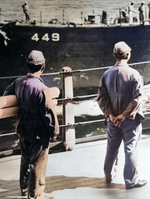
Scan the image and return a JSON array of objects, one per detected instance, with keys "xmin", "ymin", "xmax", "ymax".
[{"xmin": 62, "ymin": 67, "xmax": 75, "ymax": 151}]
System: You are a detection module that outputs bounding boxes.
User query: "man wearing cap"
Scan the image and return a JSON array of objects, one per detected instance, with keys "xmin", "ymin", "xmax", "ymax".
[
  {"xmin": 97, "ymin": 41, "xmax": 147, "ymax": 189},
  {"xmin": 3, "ymin": 50, "xmax": 59, "ymax": 199}
]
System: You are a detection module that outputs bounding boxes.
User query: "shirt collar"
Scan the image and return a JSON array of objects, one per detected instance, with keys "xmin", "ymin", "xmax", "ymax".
[{"xmin": 27, "ymin": 73, "xmax": 43, "ymax": 83}]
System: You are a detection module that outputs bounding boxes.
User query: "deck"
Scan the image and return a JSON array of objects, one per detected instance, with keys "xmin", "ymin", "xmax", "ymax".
[{"xmin": 0, "ymin": 134, "xmax": 150, "ymax": 199}]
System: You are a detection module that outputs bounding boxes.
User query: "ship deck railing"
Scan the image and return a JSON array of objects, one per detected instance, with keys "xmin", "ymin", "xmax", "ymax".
[{"xmin": 0, "ymin": 60, "xmax": 150, "ymax": 156}]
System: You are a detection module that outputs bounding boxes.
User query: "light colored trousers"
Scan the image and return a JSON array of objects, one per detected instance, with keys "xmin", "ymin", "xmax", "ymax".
[
  {"xmin": 20, "ymin": 147, "xmax": 49, "ymax": 199},
  {"xmin": 104, "ymin": 115, "xmax": 142, "ymax": 188},
  {"xmin": 28, "ymin": 148, "xmax": 49, "ymax": 199}
]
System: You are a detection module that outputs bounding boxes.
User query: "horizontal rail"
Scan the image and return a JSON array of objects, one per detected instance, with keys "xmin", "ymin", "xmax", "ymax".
[
  {"xmin": 1, "ymin": 61, "xmax": 150, "ymax": 153},
  {"xmin": 60, "ymin": 118, "xmax": 105, "ymax": 128},
  {"xmin": 1, "ymin": 113, "xmax": 150, "ymax": 138},
  {"xmin": 44, "ymin": 60, "xmax": 150, "ymax": 75},
  {"xmin": 0, "ymin": 132, "xmax": 17, "ymax": 137},
  {"xmin": 58, "ymin": 94, "xmax": 97, "ymax": 102},
  {"xmin": 0, "ymin": 60, "xmax": 150, "ymax": 80},
  {"xmin": 0, "ymin": 119, "xmax": 105, "ymax": 137}
]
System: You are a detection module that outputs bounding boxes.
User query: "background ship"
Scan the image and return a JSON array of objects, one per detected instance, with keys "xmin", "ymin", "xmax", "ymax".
[
  {"xmin": 1, "ymin": 0, "xmax": 150, "ymax": 94},
  {"xmin": 1, "ymin": 19, "xmax": 150, "ymax": 95}
]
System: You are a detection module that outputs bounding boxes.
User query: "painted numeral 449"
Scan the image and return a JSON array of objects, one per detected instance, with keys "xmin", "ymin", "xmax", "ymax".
[{"xmin": 31, "ymin": 33, "xmax": 60, "ymax": 41}]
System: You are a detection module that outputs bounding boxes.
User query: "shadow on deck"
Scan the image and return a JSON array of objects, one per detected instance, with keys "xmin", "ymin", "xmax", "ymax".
[{"xmin": 0, "ymin": 136, "xmax": 150, "ymax": 199}]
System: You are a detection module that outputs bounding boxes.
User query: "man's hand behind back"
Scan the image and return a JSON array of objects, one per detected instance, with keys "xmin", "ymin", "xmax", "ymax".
[{"xmin": 113, "ymin": 114, "xmax": 126, "ymax": 127}]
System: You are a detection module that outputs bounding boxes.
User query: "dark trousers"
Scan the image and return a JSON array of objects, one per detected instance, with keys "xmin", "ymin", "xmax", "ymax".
[
  {"xmin": 24, "ymin": 11, "xmax": 30, "ymax": 21},
  {"xmin": 104, "ymin": 115, "xmax": 142, "ymax": 188},
  {"xmin": 20, "ymin": 153, "xmax": 30, "ymax": 195},
  {"xmin": 139, "ymin": 12, "xmax": 144, "ymax": 24}
]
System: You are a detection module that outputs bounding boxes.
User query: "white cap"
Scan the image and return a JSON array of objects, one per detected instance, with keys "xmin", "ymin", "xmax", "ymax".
[
  {"xmin": 27, "ymin": 50, "xmax": 45, "ymax": 65},
  {"xmin": 113, "ymin": 41, "xmax": 131, "ymax": 56}
]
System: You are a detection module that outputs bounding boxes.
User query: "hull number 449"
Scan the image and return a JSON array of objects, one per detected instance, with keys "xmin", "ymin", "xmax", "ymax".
[{"xmin": 31, "ymin": 33, "xmax": 60, "ymax": 41}]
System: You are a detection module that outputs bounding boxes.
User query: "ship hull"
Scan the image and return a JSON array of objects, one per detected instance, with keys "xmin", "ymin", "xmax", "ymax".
[
  {"xmin": 1, "ymin": 24, "xmax": 150, "ymax": 152},
  {"xmin": 0, "ymin": 24, "xmax": 150, "ymax": 93}
]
